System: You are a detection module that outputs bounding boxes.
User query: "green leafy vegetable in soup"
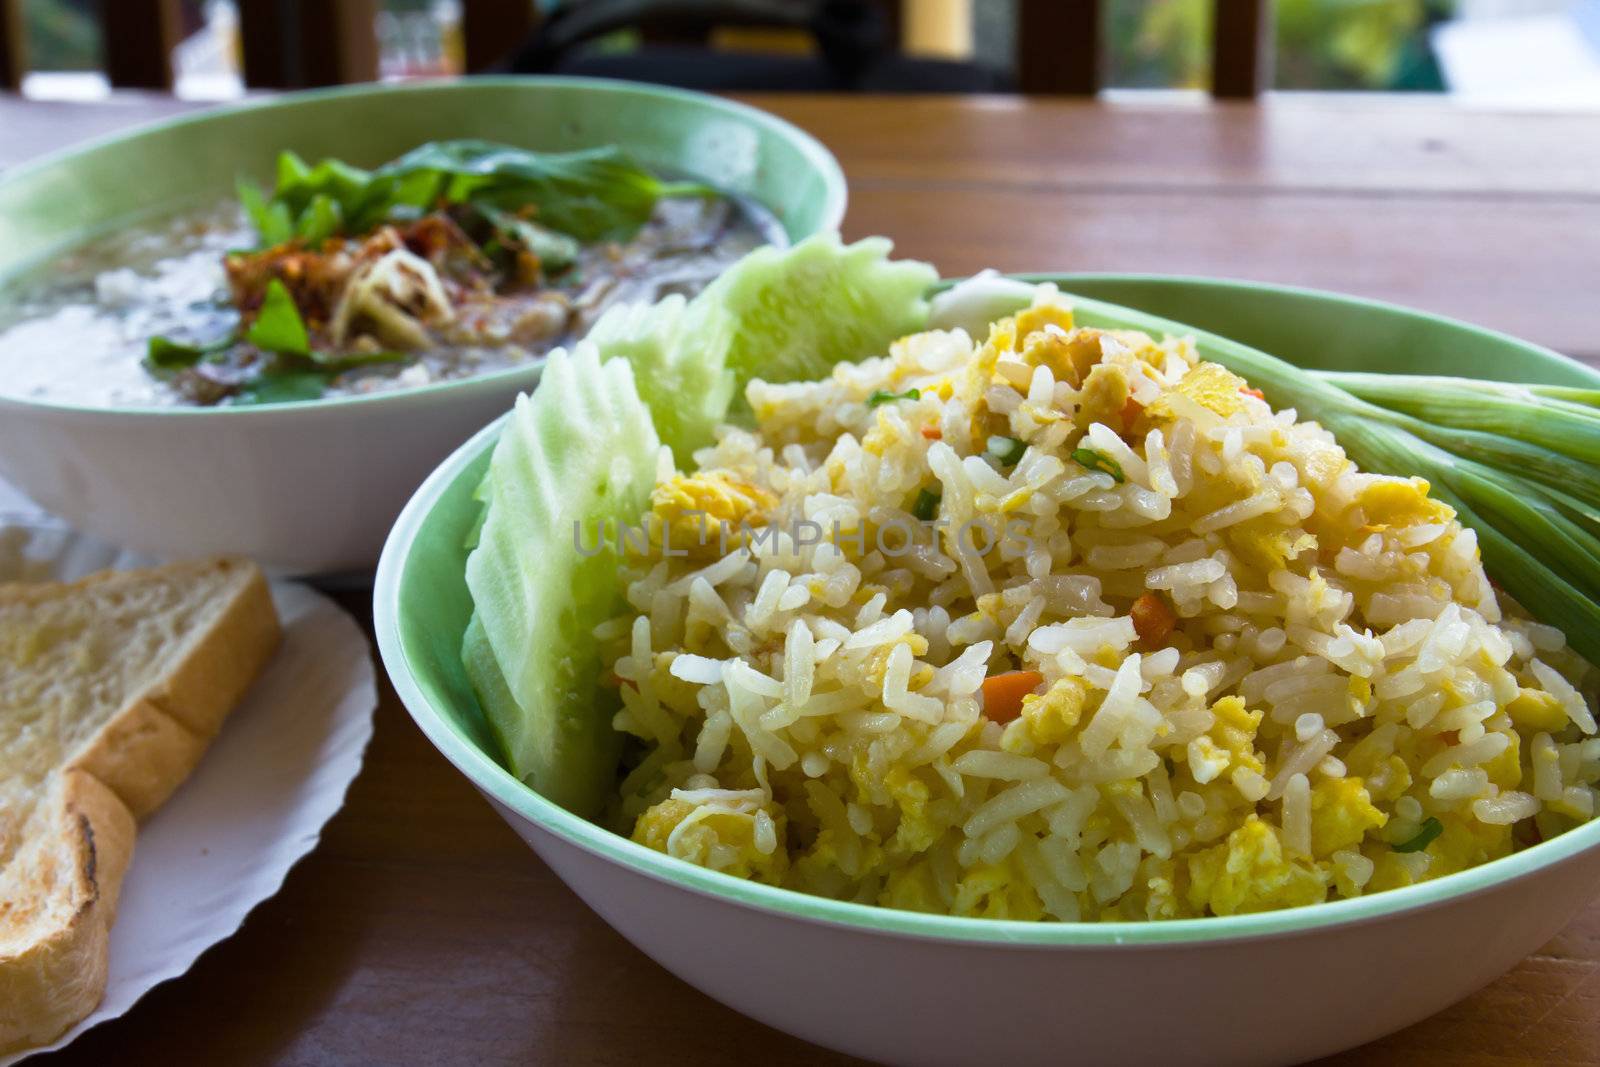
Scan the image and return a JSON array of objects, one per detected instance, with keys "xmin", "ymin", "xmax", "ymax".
[
  {"xmin": 243, "ymin": 279, "xmax": 311, "ymax": 358},
  {"xmin": 248, "ymin": 141, "xmax": 714, "ymax": 248},
  {"xmin": 0, "ymin": 140, "xmax": 772, "ymax": 409}
]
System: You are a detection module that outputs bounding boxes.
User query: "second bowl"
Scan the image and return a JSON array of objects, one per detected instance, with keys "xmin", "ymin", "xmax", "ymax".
[{"xmin": 0, "ymin": 76, "xmax": 845, "ymax": 576}]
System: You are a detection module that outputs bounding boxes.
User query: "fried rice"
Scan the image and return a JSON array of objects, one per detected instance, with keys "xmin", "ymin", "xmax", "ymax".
[{"xmin": 597, "ymin": 286, "xmax": 1600, "ymax": 921}]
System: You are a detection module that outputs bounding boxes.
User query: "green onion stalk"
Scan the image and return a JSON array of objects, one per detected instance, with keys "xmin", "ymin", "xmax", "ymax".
[{"xmin": 1190, "ymin": 340, "xmax": 1600, "ymax": 666}]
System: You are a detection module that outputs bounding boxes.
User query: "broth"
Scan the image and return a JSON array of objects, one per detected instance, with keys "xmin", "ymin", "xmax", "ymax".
[{"xmin": 0, "ymin": 194, "xmax": 776, "ymax": 408}]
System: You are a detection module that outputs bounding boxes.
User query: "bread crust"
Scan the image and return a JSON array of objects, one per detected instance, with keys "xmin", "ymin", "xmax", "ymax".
[
  {"xmin": 147, "ymin": 562, "xmax": 281, "ymax": 739},
  {"xmin": 0, "ymin": 558, "xmax": 279, "ymax": 1053},
  {"xmin": 62, "ymin": 561, "xmax": 281, "ymax": 818},
  {"xmin": 63, "ymin": 702, "xmax": 209, "ymax": 821},
  {"xmin": 0, "ymin": 772, "xmax": 135, "ymax": 1056}
]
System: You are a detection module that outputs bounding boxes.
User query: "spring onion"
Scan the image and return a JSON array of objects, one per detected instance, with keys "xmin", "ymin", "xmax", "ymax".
[
  {"xmin": 987, "ymin": 435, "xmax": 1028, "ymax": 466},
  {"xmin": 1392, "ymin": 817, "xmax": 1444, "ymax": 853},
  {"xmin": 1314, "ymin": 372, "xmax": 1600, "ymax": 459},
  {"xmin": 868, "ymin": 387, "xmax": 921, "ymax": 407},
  {"xmin": 911, "ymin": 488, "xmax": 941, "ymax": 521},
  {"xmin": 1072, "ymin": 446, "xmax": 1125, "ymax": 483}
]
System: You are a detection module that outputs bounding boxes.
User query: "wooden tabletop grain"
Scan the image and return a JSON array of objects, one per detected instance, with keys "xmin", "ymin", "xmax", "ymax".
[{"xmin": 6, "ymin": 90, "xmax": 1600, "ymax": 1067}]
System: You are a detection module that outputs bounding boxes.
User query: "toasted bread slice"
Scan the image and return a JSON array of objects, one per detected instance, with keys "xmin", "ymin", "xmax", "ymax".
[{"xmin": 0, "ymin": 558, "xmax": 279, "ymax": 1054}]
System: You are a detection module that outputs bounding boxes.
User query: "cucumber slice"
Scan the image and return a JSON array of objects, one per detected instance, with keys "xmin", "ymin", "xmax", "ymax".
[
  {"xmin": 464, "ymin": 237, "xmax": 938, "ymax": 811},
  {"xmin": 583, "ymin": 234, "xmax": 938, "ymax": 462},
  {"xmin": 462, "ymin": 468, "xmax": 493, "ymax": 550},
  {"xmin": 706, "ymin": 234, "xmax": 938, "ymax": 399},
  {"xmin": 463, "ymin": 342, "xmax": 660, "ymax": 815},
  {"xmin": 583, "ymin": 293, "xmax": 735, "ymax": 464}
]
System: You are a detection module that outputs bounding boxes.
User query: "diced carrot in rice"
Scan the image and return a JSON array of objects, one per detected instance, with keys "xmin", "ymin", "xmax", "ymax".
[
  {"xmin": 981, "ymin": 670, "xmax": 1044, "ymax": 723},
  {"xmin": 1131, "ymin": 592, "xmax": 1177, "ymax": 646}
]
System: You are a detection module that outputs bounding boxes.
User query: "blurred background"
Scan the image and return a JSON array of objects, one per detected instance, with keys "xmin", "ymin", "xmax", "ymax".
[{"xmin": 8, "ymin": 0, "xmax": 1600, "ymax": 106}]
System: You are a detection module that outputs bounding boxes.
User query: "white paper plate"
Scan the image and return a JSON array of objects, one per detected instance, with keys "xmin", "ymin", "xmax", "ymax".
[{"xmin": 0, "ymin": 519, "xmax": 378, "ymax": 1064}]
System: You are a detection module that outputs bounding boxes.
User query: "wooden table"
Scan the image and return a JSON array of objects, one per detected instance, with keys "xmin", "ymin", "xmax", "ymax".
[{"xmin": 6, "ymin": 91, "xmax": 1600, "ymax": 1066}]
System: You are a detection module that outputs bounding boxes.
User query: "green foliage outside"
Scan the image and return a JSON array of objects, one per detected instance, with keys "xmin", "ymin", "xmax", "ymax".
[
  {"xmin": 1104, "ymin": 0, "xmax": 1454, "ymax": 91},
  {"xmin": 22, "ymin": 0, "xmax": 98, "ymax": 71}
]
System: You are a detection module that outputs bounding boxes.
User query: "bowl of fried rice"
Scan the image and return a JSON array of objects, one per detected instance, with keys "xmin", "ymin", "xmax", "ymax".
[{"xmin": 376, "ymin": 242, "xmax": 1600, "ymax": 1067}]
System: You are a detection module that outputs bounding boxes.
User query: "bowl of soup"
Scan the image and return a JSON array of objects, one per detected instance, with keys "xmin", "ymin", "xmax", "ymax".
[{"xmin": 0, "ymin": 77, "xmax": 845, "ymax": 576}]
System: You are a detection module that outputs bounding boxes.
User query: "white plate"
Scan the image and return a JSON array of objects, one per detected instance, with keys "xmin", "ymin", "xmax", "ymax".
[{"xmin": 0, "ymin": 519, "xmax": 377, "ymax": 1064}]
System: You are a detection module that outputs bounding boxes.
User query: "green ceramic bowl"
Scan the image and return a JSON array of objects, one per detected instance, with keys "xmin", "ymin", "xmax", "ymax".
[
  {"xmin": 376, "ymin": 276, "xmax": 1600, "ymax": 1066},
  {"xmin": 0, "ymin": 77, "xmax": 845, "ymax": 574},
  {"xmin": 0, "ymin": 77, "xmax": 843, "ymax": 271}
]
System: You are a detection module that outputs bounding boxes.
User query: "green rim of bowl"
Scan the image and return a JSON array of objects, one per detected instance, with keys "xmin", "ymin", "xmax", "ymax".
[
  {"xmin": 375, "ymin": 274, "xmax": 1600, "ymax": 948},
  {"xmin": 0, "ymin": 76, "xmax": 846, "ymax": 420}
]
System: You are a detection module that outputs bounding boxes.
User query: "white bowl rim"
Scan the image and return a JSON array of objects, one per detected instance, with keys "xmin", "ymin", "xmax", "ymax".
[
  {"xmin": 374, "ymin": 274, "xmax": 1600, "ymax": 949},
  {"xmin": 0, "ymin": 75, "xmax": 847, "ymax": 420}
]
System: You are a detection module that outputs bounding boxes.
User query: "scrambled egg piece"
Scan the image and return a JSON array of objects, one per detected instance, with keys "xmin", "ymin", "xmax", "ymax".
[
  {"xmin": 1432, "ymin": 817, "xmax": 1513, "ymax": 875},
  {"xmin": 1187, "ymin": 696, "xmax": 1266, "ymax": 784},
  {"xmin": 1309, "ymin": 776, "xmax": 1387, "ymax": 857},
  {"xmin": 1076, "ymin": 363, "xmax": 1131, "ymax": 430},
  {"xmin": 1227, "ymin": 516, "xmax": 1319, "ymax": 572},
  {"xmin": 1019, "ymin": 324, "xmax": 1100, "ymax": 388},
  {"xmin": 1012, "ymin": 301, "xmax": 1075, "ymax": 343},
  {"xmin": 1092, "ymin": 644, "xmax": 1123, "ymax": 670},
  {"xmin": 651, "ymin": 652, "xmax": 708, "ymax": 715},
  {"xmin": 1148, "ymin": 361, "xmax": 1250, "ymax": 420},
  {"xmin": 1142, "ymin": 858, "xmax": 1185, "ymax": 921},
  {"xmin": 1484, "ymin": 729, "xmax": 1522, "ymax": 790},
  {"xmin": 792, "ymin": 824, "xmax": 885, "ymax": 887},
  {"xmin": 856, "ymin": 633, "xmax": 931, "ymax": 692},
  {"xmin": 880, "ymin": 860, "xmax": 944, "ymax": 914},
  {"xmin": 1367, "ymin": 754, "xmax": 1415, "ymax": 802},
  {"xmin": 885, "ymin": 766, "xmax": 939, "ymax": 853},
  {"xmin": 1342, "ymin": 676, "xmax": 1374, "ymax": 722},
  {"xmin": 971, "ymin": 320, "xmax": 1015, "ymax": 381},
  {"xmin": 1363, "ymin": 849, "xmax": 1419, "ymax": 894},
  {"xmin": 1300, "ymin": 446, "xmax": 1350, "ymax": 489},
  {"xmin": 650, "ymin": 470, "xmax": 776, "ymax": 556},
  {"xmin": 1365, "ymin": 814, "xmax": 1512, "ymax": 893},
  {"xmin": 1186, "ymin": 816, "xmax": 1328, "ymax": 916},
  {"xmin": 952, "ymin": 859, "xmax": 1046, "ymax": 920},
  {"xmin": 1283, "ymin": 569, "xmax": 1343, "ymax": 628},
  {"xmin": 1356, "ymin": 476, "xmax": 1454, "ymax": 528},
  {"xmin": 1015, "ymin": 677, "xmax": 1089, "ymax": 747},
  {"xmin": 1508, "ymin": 688, "xmax": 1569, "ymax": 734},
  {"xmin": 633, "ymin": 797, "xmax": 789, "ymax": 883}
]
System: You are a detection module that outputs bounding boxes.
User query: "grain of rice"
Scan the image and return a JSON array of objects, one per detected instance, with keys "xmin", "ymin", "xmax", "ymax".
[
  {"xmin": 1267, "ymin": 729, "xmax": 1339, "ymax": 799},
  {"xmin": 1430, "ymin": 767, "xmax": 1490, "ymax": 802},
  {"xmin": 1473, "ymin": 792, "xmax": 1540, "ymax": 825},
  {"xmin": 1282, "ymin": 773, "xmax": 1311, "ymax": 856},
  {"xmin": 965, "ymin": 778, "xmax": 1073, "ymax": 839},
  {"xmin": 953, "ymin": 750, "xmax": 1051, "ymax": 781}
]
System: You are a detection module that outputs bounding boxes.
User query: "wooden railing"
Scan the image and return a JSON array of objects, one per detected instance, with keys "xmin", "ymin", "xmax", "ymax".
[{"xmin": 0, "ymin": 0, "xmax": 1273, "ymax": 97}]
